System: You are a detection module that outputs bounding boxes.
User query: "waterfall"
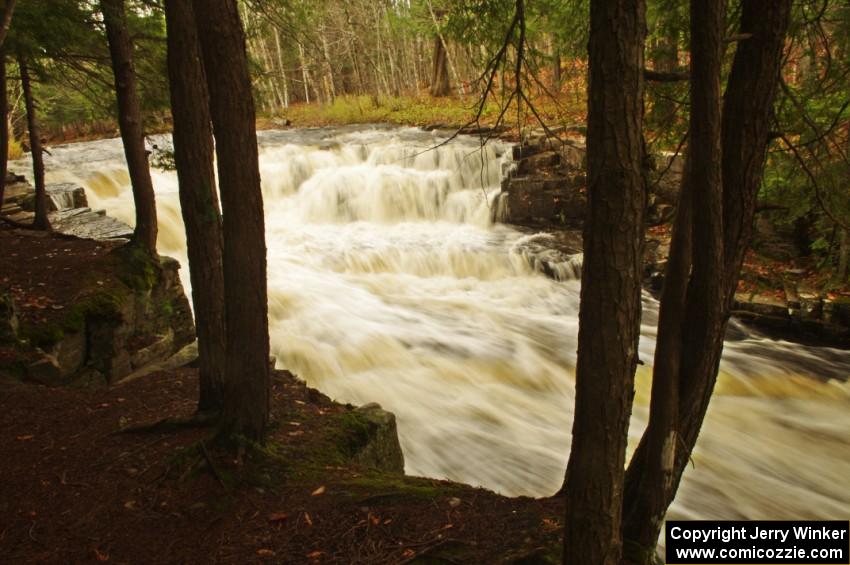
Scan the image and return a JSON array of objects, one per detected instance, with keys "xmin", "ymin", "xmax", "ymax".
[{"xmin": 22, "ymin": 126, "xmax": 850, "ymax": 529}]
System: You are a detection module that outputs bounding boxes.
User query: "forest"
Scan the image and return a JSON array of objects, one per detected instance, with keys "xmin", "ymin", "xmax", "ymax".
[{"xmin": 0, "ymin": 0, "xmax": 848, "ymax": 564}]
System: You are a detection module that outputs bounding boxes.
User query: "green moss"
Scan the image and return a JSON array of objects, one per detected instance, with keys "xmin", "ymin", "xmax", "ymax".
[
  {"xmin": 340, "ymin": 471, "xmax": 460, "ymax": 504},
  {"xmin": 331, "ymin": 411, "xmax": 379, "ymax": 458},
  {"xmin": 158, "ymin": 298, "xmax": 174, "ymax": 317},
  {"xmin": 19, "ymin": 290, "xmax": 124, "ymax": 349},
  {"xmin": 108, "ymin": 244, "xmax": 160, "ymax": 291}
]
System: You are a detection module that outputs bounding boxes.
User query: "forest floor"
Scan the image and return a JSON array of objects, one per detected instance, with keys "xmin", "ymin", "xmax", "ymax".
[{"xmin": 0, "ymin": 368, "xmax": 565, "ymax": 564}]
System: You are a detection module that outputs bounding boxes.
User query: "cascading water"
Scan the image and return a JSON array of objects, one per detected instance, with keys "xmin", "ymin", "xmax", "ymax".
[{"xmin": 18, "ymin": 126, "xmax": 850, "ymax": 527}]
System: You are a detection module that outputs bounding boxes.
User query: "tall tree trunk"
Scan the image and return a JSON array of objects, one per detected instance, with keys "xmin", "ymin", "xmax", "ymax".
[
  {"xmin": 274, "ymin": 31, "xmax": 289, "ymax": 108},
  {"xmin": 562, "ymin": 0, "xmax": 646, "ymax": 563},
  {"xmin": 164, "ymin": 0, "xmax": 226, "ymax": 415},
  {"xmin": 0, "ymin": 0, "xmax": 15, "ymax": 209},
  {"xmin": 101, "ymin": 0, "xmax": 158, "ymax": 255},
  {"xmin": 429, "ymin": 36, "xmax": 450, "ymax": 97},
  {"xmin": 621, "ymin": 1, "xmax": 792, "ymax": 558},
  {"xmin": 0, "ymin": 54, "xmax": 8, "ymax": 210},
  {"xmin": 193, "ymin": 0, "xmax": 270, "ymax": 443},
  {"xmin": 298, "ymin": 42, "xmax": 311, "ymax": 104},
  {"xmin": 18, "ymin": 54, "xmax": 49, "ymax": 231},
  {"xmin": 622, "ymin": 0, "xmax": 726, "ymax": 559}
]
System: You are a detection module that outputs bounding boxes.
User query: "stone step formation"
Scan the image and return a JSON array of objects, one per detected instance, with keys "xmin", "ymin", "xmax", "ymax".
[{"xmin": 2, "ymin": 171, "xmax": 133, "ymax": 241}]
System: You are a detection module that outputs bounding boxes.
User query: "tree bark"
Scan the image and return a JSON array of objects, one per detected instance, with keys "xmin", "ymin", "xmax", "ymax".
[
  {"xmin": 0, "ymin": 0, "xmax": 15, "ymax": 207},
  {"xmin": 0, "ymin": 54, "xmax": 8, "ymax": 210},
  {"xmin": 621, "ymin": 1, "xmax": 792, "ymax": 558},
  {"xmin": 562, "ymin": 0, "xmax": 646, "ymax": 563},
  {"xmin": 429, "ymin": 35, "xmax": 450, "ymax": 97},
  {"xmin": 621, "ymin": 151, "xmax": 692, "ymax": 561},
  {"xmin": 622, "ymin": 0, "xmax": 726, "ymax": 558},
  {"xmin": 0, "ymin": 0, "xmax": 16, "ymax": 49},
  {"xmin": 101, "ymin": 0, "xmax": 158, "ymax": 255},
  {"xmin": 193, "ymin": 0, "xmax": 270, "ymax": 443},
  {"xmin": 18, "ymin": 53, "xmax": 50, "ymax": 231},
  {"xmin": 164, "ymin": 0, "xmax": 226, "ymax": 415}
]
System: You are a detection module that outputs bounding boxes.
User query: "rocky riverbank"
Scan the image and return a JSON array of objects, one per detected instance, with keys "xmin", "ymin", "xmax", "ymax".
[
  {"xmin": 0, "ymin": 172, "xmax": 194, "ymax": 385},
  {"xmin": 497, "ymin": 129, "xmax": 850, "ymax": 348}
]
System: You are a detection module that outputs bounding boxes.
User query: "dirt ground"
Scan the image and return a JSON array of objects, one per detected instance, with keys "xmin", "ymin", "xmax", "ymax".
[{"xmin": 0, "ymin": 368, "xmax": 564, "ymax": 564}]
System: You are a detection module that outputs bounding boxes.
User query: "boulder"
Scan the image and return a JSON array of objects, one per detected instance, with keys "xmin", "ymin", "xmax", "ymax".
[{"xmin": 344, "ymin": 403, "xmax": 405, "ymax": 474}]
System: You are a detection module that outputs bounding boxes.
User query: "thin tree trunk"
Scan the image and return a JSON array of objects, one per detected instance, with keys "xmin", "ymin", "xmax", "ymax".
[
  {"xmin": 164, "ymin": 0, "xmax": 226, "ymax": 415},
  {"xmin": 0, "ymin": 0, "xmax": 16, "ymax": 49},
  {"xmin": 839, "ymin": 228, "xmax": 849, "ymax": 281},
  {"xmin": 18, "ymin": 53, "xmax": 50, "ymax": 231},
  {"xmin": 0, "ymin": 0, "xmax": 15, "ymax": 207},
  {"xmin": 101, "ymin": 0, "xmax": 158, "ymax": 255},
  {"xmin": 429, "ymin": 36, "xmax": 449, "ymax": 97},
  {"xmin": 274, "ymin": 31, "xmax": 289, "ymax": 108},
  {"xmin": 646, "ymin": 6, "xmax": 679, "ymax": 130},
  {"xmin": 320, "ymin": 30, "xmax": 336, "ymax": 101},
  {"xmin": 562, "ymin": 0, "xmax": 646, "ymax": 563},
  {"xmin": 193, "ymin": 0, "xmax": 270, "ymax": 443},
  {"xmin": 0, "ymin": 54, "xmax": 7, "ymax": 209},
  {"xmin": 298, "ymin": 42, "xmax": 310, "ymax": 104}
]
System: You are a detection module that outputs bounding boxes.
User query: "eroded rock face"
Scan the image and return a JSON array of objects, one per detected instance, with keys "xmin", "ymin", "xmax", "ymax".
[
  {"xmin": 499, "ymin": 130, "xmax": 683, "ymax": 228},
  {"xmin": 346, "ymin": 403, "xmax": 405, "ymax": 474},
  {"xmin": 21, "ymin": 253, "xmax": 195, "ymax": 387},
  {"xmin": 499, "ymin": 135, "xmax": 588, "ymax": 228}
]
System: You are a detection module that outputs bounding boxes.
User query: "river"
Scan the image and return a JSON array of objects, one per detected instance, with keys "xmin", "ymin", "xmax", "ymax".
[{"xmin": 16, "ymin": 125, "xmax": 850, "ymax": 526}]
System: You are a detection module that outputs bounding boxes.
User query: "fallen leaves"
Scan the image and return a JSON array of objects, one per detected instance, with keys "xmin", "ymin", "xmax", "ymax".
[
  {"xmin": 311, "ymin": 485, "xmax": 326, "ymax": 496},
  {"xmin": 268, "ymin": 512, "xmax": 288, "ymax": 523}
]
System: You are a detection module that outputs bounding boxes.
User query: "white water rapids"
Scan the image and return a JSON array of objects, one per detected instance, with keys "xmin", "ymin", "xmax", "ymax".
[{"xmin": 16, "ymin": 125, "xmax": 850, "ymax": 525}]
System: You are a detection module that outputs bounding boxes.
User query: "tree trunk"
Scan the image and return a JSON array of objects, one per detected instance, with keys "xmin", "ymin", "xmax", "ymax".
[
  {"xmin": 621, "ymin": 151, "xmax": 692, "ymax": 562},
  {"xmin": 0, "ymin": 0, "xmax": 15, "ymax": 208},
  {"xmin": 18, "ymin": 53, "xmax": 50, "ymax": 231},
  {"xmin": 429, "ymin": 35, "xmax": 450, "ymax": 97},
  {"xmin": 646, "ymin": 5, "xmax": 679, "ymax": 130},
  {"xmin": 622, "ymin": 0, "xmax": 726, "ymax": 558},
  {"xmin": 0, "ymin": 54, "xmax": 7, "ymax": 210},
  {"xmin": 621, "ymin": 1, "xmax": 792, "ymax": 558},
  {"xmin": 101, "ymin": 0, "xmax": 158, "ymax": 255},
  {"xmin": 562, "ymin": 0, "xmax": 646, "ymax": 563},
  {"xmin": 298, "ymin": 42, "xmax": 311, "ymax": 104},
  {"xmin": 0, "ymin": 0, "xmax": 16, "ymax": 49},
  {"xmin": 273, "ymin": 31, "xmax": 289, "ymax": 108},
  {"xmin": 549, "ymin": 34, "xmax": 561, "ymax": 89},
  {"xmin": 164, "ymin": 0, "xmax": 226, "ymax": 415},
  {"xmin": 193, "ymin": 0, "xmax": 270, "ymax": 443}
]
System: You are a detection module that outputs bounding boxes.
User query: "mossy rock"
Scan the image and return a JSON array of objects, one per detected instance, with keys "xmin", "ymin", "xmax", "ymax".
[
  {"xmin": 107, "ymin": 244, "xmax": 161, "ymax": 292},
  {"xmin": 330, "ymin": 404, "xmax": 405, "ymax": 473}
]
